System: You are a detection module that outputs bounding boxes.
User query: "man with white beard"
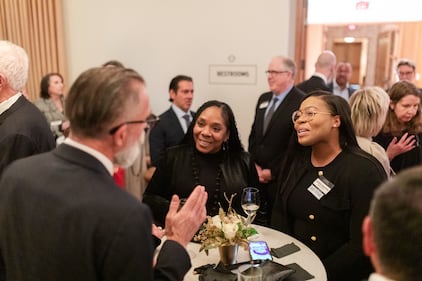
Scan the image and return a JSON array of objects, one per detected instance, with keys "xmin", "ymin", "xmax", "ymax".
[{"xmin": 0, "ymin": 67, "xmax": 208, "ymax": 281}]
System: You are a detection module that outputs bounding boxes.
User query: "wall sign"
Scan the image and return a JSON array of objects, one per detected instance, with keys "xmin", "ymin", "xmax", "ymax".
[{"xmin": 209, "ymin": 65, "xmax": 257, "ymax": 85}]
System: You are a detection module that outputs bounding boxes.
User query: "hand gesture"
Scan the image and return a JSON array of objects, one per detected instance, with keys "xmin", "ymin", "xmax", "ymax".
[
  {"xmin": 164, "ymin": 185, "xmax": 208, "ymax": 247},
  {"xmin": 255, "ymin": 164, "xmax": 271, "ymax": 183},
  {"xmin": 386, "ymin": 132, "xmax": 416, "ymax": 161}
]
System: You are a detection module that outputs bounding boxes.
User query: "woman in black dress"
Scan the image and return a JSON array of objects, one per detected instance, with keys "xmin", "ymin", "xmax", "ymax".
[
  {"xmin": 144, "ymin": 100, "xmax": 259, "ymax": 225},
  {"xmin": 374, "ymin": 80, "xmax": 422, "ymax": 173}
]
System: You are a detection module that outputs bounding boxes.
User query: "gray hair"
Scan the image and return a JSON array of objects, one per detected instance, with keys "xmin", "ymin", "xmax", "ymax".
[
  {"xmin": 396, "ymin": 58, "xmax": 416, "ymax": 72},
  {"xmin": 0, "ymin": 40, "xmax": 29, "ymax": 92},
  {"xmin": 65, "ymin": 67, "xmax": 145, "ymax": 138}
]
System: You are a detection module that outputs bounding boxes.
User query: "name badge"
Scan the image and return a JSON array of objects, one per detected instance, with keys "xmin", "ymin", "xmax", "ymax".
[
  {"xmin": 307, "ymin": 176, "xmax": 334, "ymax": 200},
  {"xmin": 259, "ymin": 101, "xmax": 269, "ymax": 109}
]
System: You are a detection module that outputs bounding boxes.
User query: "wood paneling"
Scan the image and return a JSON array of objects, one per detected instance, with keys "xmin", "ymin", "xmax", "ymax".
[
  {"xmin": 397, "ymin": 22, "xmax": 422, "ymax": 88},
  {"xmin": 332, "ymin": 42, "xmax": 362, "ymax": 84}
]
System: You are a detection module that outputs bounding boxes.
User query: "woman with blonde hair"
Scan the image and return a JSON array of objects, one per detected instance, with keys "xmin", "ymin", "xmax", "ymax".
[
  {"xmin": 374, "ymin": 81, "xmax": 422, "ymax": 173},
  {"xmin": 349, "ymin": 87, "xmax": 391, "ymax": 176}
]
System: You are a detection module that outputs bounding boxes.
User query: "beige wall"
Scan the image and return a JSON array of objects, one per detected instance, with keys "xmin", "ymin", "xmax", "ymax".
[{"xmin": 62, "ymin": 0, "xmax": 296, "ymax": 147}]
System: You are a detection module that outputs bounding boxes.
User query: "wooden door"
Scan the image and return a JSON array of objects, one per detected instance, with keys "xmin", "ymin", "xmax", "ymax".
[
  {"xmin": 374, "ymin": 31, "xmax": 395, "ymax": 89},
  {"xmin": 332, "ymin": 42, "xmax": 362, "ymax": 85}
]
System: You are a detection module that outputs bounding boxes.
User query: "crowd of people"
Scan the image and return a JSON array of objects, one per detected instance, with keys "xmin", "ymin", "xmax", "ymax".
[{"xmin": 1, "ymin": 39, "xmax": 422, "ymax": 281}]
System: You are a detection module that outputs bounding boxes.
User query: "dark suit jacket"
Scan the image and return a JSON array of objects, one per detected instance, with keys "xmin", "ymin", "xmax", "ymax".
[
  {"xmin": 149, "ymin": 107, "xmax": 194, "ymax": 166},
  {"xmin": 296, "ymin": 75, "xmax": 331, "ymax": 94},
  {"xmin": 248, "ymin": 87, "xmax": 305, "ymax": 178},
  {"xmin": 327, "ymin": 82, "xmax": 355, "ymax": 98},
  {"xmin": 0, "ymin": 95, "xmax": 55, "ymax": 176},
  {"xmin": 0, "ymin": 144, "xmax": 190, "ymax": 281}
]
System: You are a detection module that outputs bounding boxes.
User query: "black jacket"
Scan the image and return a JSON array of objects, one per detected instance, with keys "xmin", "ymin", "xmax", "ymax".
[
  {"xmin": 0, "ymin": 144, "xmax": 190, "ymax": 281},
  {"xmin": 271, "ymin": 149, "xmax": 387, "ymax": 281},
  {"xmin": 144, "ymin": 144, "xmax": 259, "ymax": 225}
]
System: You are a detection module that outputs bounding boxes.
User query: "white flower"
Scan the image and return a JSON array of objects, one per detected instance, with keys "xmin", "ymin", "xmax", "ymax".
[
  {"xmin": 222, "ymin": 222, "xmax": 238, "ymax": 240},
  {"xmin": 193, "ymin": 193, "xmax": 258, "ymax": 254},
  {"xmin": 211, "ymin": 215, "xmax": 222, "ymax": 229}
]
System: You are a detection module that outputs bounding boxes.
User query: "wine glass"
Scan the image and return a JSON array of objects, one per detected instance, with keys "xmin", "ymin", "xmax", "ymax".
[{"xmin": 241, "ymin": 187, "xmax": 260, "ymax": 227}]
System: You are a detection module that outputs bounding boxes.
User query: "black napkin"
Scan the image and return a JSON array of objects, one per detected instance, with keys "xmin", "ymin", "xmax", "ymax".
[
  {"xmin": 260, "ymin": 260, "xmax": 295, "ymax": 281},
  {"xmin": 198, "ymin": 260, "xmax": 295, "ymax": 281},
  {"xmin": 198, "ymin": 263, "xmax": 236, "ymax": 281},
  {"xmin": 285, "ymin": 263, "xmax": 315, "ymax": 281},
  {"xmin": 270, "ymin": 242, "xmax": 300, "ymax": 258}
]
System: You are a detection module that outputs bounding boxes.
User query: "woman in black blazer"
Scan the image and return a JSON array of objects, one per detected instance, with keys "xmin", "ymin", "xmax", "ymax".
[{"xmin": 271, "ymin": 92, "xmax": 387, "ymax": 281}]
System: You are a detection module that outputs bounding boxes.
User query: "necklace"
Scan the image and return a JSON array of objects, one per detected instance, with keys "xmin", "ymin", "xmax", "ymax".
[{"xmin": 191, "ymin": 149, "xmax": 223, "ymax": 215}]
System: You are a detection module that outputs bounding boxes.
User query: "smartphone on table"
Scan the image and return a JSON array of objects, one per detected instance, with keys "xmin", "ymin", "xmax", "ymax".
[{"xmin": 249, "ymin": 241, "xmax": 272, "ymax": 261}]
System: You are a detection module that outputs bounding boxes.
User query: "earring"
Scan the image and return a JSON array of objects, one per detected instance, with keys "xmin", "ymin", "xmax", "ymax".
[{"xmin": 222, "ymin": 141, "xmax": 228, "ymax": 151}]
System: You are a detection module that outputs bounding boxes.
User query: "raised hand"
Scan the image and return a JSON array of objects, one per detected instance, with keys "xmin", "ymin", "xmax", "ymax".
[
  {"xmin": 386, "ymin": 132, "xmax": 416, "ymax": 161},
  {"xmin": 164, "ymin": 185, "xmax": 208, "ymax": 247}
]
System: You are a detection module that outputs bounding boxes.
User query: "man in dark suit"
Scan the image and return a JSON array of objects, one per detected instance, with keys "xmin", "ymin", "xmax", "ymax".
[
  {"xmin": 296, "ymin": 50, "xmax": 336, "ymax": 94},
  {"xmin": 248, "ymin": 56, "xmax": 306, "ymax": 223},
  {"xmin": 0, "ymin": 40, "xmax": 55, "ymax": 177},
  {"xmin": 362, "ymin": 166, "xmax": 422, "ymax": 281},
  {"xmin": 149, "ymin": 75, "xmax": 195, "ymax": 168},
  {"xmin": 327, "ymin": 61, "xmax": 356, "ymax": 100},
  {"xmin": 0, "ymin": 67, "xmax": 207, "ymax": 281}
]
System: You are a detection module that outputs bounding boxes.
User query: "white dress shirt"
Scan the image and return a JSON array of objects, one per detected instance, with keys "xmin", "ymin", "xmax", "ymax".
[
  {"xmin": 0, "ymin": 93, "xmax": 22, "ymax": 115},
  {"xmin": 171, "ymin": 104, "xmax": 192, "ymax": 133}
]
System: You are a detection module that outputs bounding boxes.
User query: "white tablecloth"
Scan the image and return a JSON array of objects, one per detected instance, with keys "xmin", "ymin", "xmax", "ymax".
[{"xmin": 183, "ymin": 224, "xmax": 327, "ymax": 281}]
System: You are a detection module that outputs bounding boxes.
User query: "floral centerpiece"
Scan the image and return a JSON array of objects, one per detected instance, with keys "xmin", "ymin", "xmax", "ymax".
[{"xmin": 194, "ymin": 193, "xmax": 258, "ymax": 255}]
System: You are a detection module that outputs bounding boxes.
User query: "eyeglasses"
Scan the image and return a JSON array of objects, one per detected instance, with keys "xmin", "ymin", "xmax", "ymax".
[
  {"xmin": 265, "ymin": 70, "xmax": 290, "ymax": 76},
  {"xmin": 292, "ymin": 110, "xmax": 334, "ymax": 123},
  {"xmin": 398, "ymin": 71, "xmax": 414, "ymax": 77},
  {"xmin": 109, "ymin": 116, "xmax": 159, "ymax": 135}
]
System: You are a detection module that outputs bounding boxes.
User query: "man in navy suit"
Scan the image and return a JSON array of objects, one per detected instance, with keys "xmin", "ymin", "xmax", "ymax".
[
  {"xmin": 248, "ymin": 56, "xmax": 306, "ymax": 224},
  {"xmin": 0, "ymin": 40, "xmax": 55, "ymax": 177},
  {"xmin": 0, "ymin": 67, "xmax": 207, "ymax": 281},
  {"xmin": 296, "ymin": 50, "xmax": 336, "ymax": 94},
  {"xmin": 327, "ymin": 61, "xmax": 356, "ymax": 100},
  {"xmin": 149, "ymin": 75, "xmax": 195, "ymax": 168}
]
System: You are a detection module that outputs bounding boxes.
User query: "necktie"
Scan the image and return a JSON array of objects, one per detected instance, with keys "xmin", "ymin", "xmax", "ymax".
[
  {"xmin": 263, "ymin": 97, "xmax": 278, "ymax": 133},
  {"xmin": 182, "ymin": 114, "xmax": 191, "ymax": 129}
]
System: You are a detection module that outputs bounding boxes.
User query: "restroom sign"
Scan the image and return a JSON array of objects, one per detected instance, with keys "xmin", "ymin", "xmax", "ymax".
[{"xmin": 209, "ymin": 65, "xmax": 257, "ymax": 84}]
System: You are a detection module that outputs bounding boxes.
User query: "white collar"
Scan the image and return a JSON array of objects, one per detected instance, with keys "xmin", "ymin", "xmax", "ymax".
[
  {"xmin": 313, "ymin": 72, "xmax": 328, "ymax": 84},
  {"xmin": 368, "ymin": 273, "xmax": 396, "ymax": 281},
  {"xmin": 0, "ymin": 93, "xmax": 22, "ymax": 115},
  {"xmin": 63, "ymin": 138, "xmax": 114, "ymax": 175},
  {"xmin": 171, "ymin": 103, "xmax": 190, "ymax": 118}
]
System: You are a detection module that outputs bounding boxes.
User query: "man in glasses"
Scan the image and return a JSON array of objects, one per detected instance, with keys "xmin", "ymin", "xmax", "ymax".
[
  {"xmin": 248, "ymin": 55, "xmax": 305, "ymax": 224},
  {"xmin": 0, "ymin": 67, "xmax": 207, "ymax": 281},
  {"xmin": 396, "ymin": 58, "xmax": 417, "ymax": 83},
  {"xmin": 395, "ymin": 58, "xmax": 422, "ymax": 93}
]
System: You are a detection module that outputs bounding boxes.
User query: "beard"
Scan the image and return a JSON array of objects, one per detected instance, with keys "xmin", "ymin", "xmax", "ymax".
[{"xmin": 114, "ymin": 140, "xmax": 141, "ymax": 169}]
